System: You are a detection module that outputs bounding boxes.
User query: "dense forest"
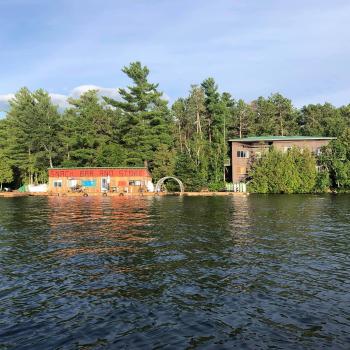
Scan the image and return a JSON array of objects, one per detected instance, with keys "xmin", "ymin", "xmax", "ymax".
[{"xmin": 0, "ymin": 62, "xmax": 350, "ymax": 192}]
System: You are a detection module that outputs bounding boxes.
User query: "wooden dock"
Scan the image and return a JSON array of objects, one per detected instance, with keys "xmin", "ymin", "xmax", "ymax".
[
  {"xmin": 0, "ymin": 192, "xmax": 29, "ymax": 198},
  {"xmin": 0, "ymin": 191, "xmax": 248, "ymax": 198}
]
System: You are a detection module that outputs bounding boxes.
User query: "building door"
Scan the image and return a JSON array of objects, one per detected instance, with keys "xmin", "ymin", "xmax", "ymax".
[{"xmin": 101, "ymin": 177, "xmax": 109, "ymax": 192}]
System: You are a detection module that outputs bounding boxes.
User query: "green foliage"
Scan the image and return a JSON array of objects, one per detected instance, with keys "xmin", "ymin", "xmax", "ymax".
[
  {"xmin": 0, "ymin": 152, "xmax": 13, "ymax": 190},
  {"xmin": 314, "ymin": 171, "xmax": 331, "ymax": 193},
  {"xmin": 252, "ymin": 94, "xmax": 298, "ymax": 136},
  {"xmin": 175, "ymin": 152, "xmax": 207, "ymax": 191},
  {"xmin": 230, "ymin": 99, "xmax": 254, "ymax": 138},
  {"xmin": 62, "ymin": 90, "xmax": 117, "ymax": 167},
  {"xmin": 5, "ymin": 87, "xmax": 61, "ymax": 184},
  {"xmin": 248, "ymin": 148, "xmax": 317, "ymax": 193},
  {"xmin": 95, "ymin": 144, "xmax": 126, "ymax": 167},
  {"xmin": 1, "ymin": 62, "xmax": 349, "ymax": 192},
  {"xmin": 151, "ymin": 145, "xmax": 176, "ymax": 182},
  {"xmin": 300, "ymin": 103, "xmax": 346, "ymax": 137},
  {"xmin": 103, "ymin": 61, "xmax": 173, "ymax": 167},
  {"xmin": 207, "ymin": 181, "xmax": 226, "ymax": 191},
  {"xmin": 319, "ymin": 128, "xmax": 350, "ymax": 190}
]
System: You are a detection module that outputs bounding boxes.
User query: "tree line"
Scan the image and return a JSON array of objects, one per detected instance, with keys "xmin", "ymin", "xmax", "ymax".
[{"xmin": 0, "ymin": 62, "xmax": 350, "ymax": 192}]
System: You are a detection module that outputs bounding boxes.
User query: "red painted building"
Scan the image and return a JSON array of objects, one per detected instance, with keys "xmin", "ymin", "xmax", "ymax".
[{"xmin": 48, "ymin": 167, "xmax": 153, "ymax": 193}]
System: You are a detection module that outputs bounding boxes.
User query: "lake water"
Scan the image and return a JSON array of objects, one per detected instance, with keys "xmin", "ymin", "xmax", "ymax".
[{"xmin": 0, "ymin": 195, "xmax": 350, "ymax": 349}]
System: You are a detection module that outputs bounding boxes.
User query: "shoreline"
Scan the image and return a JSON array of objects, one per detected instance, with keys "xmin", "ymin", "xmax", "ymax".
[{"xmin": 0, "ymin": 191, "xmax": 249, "ymax": 198}]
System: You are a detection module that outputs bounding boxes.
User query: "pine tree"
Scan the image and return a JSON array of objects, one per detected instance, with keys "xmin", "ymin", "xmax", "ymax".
[
  {"xmin": 231, "ymin": 99, "xmax": 254, "ymax": 138},
  {"xmin": 300, "ymin": 103, "xmax": 346, "ymax": 137},
  {"xmin": 5, "ymin": 88, "xmax": 61, "ymax": 184},
  {"xmin": 0, "ymin": 152, "xmax": 13, "ymax": 190},
  {"xmin": 104, "ymin": 62, "xmax": 173, "ymax": 168},
  {"xmin": 62, "ymin": 90, "xmax": 116, "ymax": 166}
]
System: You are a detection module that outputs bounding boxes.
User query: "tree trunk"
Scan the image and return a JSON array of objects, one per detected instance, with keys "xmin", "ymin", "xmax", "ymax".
[
  {"xmin": 280, "ymin": 111, "xmax": 284, "ymax": 136},
  {"xmin": 66, "ymin": 143, "xmax": 70, "ymax": 160},
  {"xmin": 239, "ymin": 113, "xmax": 242, "ymax": 138},
  {"xmin": 196, "ymin": 111, "xmax": 202, "ymax": 137},
  {"xmin": 208, "ymin": 121, "xmax": 212, "ymax": 144},
  {"xmin": 178, "ymin": 124, "xmax": 183, "ymax": 153}
]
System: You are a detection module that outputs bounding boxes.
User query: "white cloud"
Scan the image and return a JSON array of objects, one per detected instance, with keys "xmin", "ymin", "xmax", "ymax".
[
  {"xmin": 0, "ymin": 93, "xmax": 15, "ymax": 111},
  {"xmin": 49, "ymin": 93, "xmax": 70, "ymax": 109}
]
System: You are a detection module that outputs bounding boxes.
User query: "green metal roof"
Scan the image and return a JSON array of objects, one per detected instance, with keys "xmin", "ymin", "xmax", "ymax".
[{"xmin": 229, "ymin": 136, "xmax": 336, "ymax": 142}]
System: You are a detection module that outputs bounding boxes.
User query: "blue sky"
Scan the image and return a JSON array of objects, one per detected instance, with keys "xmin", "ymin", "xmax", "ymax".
[{"xmin": 1, "ymin": 0, "xmax": 350, "ymax": 112}]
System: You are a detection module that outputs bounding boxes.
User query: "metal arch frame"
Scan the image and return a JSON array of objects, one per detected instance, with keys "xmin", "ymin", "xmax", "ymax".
[{"xmin": 155, "ymin": 176, "xmax": 184, "ymax": 193}]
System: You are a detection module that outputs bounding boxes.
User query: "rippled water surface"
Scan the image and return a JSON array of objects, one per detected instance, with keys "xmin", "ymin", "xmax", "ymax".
[{"xmin": 0, "ymin": 195, "xmax": 350, "ymax": 349}]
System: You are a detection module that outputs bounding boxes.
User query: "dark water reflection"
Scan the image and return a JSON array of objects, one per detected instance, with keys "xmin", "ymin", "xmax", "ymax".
[{"xmin": 0, "ymin": 195, "xmax": 350, "ymax": 349}]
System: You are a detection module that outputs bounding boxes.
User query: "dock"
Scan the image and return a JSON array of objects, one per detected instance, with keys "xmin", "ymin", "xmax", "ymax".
[{"xmin": 0, "ymin": 191, "xmax": 248, "ymax": 198}]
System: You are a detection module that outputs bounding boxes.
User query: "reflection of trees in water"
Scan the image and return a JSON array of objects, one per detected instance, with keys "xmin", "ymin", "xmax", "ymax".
[
  {"xmin": 229, "ymin": 195, "xmax": 254, "ymax": 246},
  {"xmin": 0, "ymin": 197, "xmax": 51, "ymax": 267},
  {"xmin": 48, "ymin": 196, "xmax": 155, "ymax": 257},
  {"xmin": 2, "ymin": 195, "xmax": 350, "ymax": 306},
  {"xmin": 131, "ymin": 197, "xmax": 250, "ymax": 293},
  {"xmin": 239, "ymin": 195, "xmax": 336, "ymax": 249}
]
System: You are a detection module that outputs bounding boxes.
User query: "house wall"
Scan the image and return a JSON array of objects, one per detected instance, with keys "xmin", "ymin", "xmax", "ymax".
[
  {"xmin": 48, "ymin": 168, "xmax": 152, "ymax": 193},
  {"xmin": 231, "ymin": 139, "xmax": 331, "ymax": 183}
]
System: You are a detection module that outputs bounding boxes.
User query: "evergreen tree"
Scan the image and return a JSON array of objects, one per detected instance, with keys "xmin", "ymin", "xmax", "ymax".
[
  {"xmin": 175, "ymin": 152, "xmax": 207, "ymax": 191},
  {"xmin": 252, "ymin": 93, "xmax": 297, "ymax": 136},
  {"xmin": 1, "ymin": 62, "xmax": 349, "ymax": 192},
  {"xmin": 319, "ymin": 128, "xmax": 350, "ymax": 189},
  {"xmin": 300, "ymin": 103, "xmax": 346, "ymax": 137},
  {"xmin": 104, "ymin": 62, "xmax": 173, "ymax": 168},
  {"xmin": 252, "ymin": 96, "xmax": 277, "ymax": 135},
  {"xmin": 231, "ymin": 99, "xmax": 255, "ymax": 138},
  {"xmin": 173, "ymin": 85, "xmax": 209, "ymax": 190},
  {"xmin": 0, "ymin": 152, "xmax": 13, "ymax": 190},
  {"xmin": 152, "ymin": 144, "xmax": 176, "ymax": 181},
  {"xmin": 248, "ymin": 147, "xmax": 317, "ymax": 193},
  {"xmin": 62, "ymin": 90, "xmax": 118, "ymax": 166},
  {"xmin": 269, "ymin": 93, "xmax": 297, "ymax": 136},
  {"xmin": 5, "ymin": 88, "xmax": 61, "ymax": 184},
  {"xmin": 201, "ymin": 78, "xmax": 228, "ymax": 185}
]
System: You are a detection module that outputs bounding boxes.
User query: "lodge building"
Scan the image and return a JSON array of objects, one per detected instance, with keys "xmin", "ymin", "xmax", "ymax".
[
  {"xmin": 229, "ymin": 136, "xmax": 335, "ymax": 183},
  {"xmin": 48, "ymin": 167, "xmax": 153, "ymax": 194}
]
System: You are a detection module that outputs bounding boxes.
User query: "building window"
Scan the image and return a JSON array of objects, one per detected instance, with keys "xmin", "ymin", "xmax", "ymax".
[
  {"xmin": 68, "ymin": 179, "xmax": 77, "ymax": 188},
  {"xmin": 53, "ymin": 180, "xmax": 62, "ymax": 188},
  {"xmin": 129, "ymin": 180, "xmax": 142, "ymax": 186},
  {"xmin": 239, "ymin": 167, "xmax": 246, "ymax": 175},
  {"xmin": 82, "ymin": 179, "xmax": 96, "ymax": 187},
  {"xmin": 237, "ymin": 150, "xmax": 249, "ymax": 158},
  {"xmin": 316, "ymin": 148, "xmax": 322, "ymax": 156}
]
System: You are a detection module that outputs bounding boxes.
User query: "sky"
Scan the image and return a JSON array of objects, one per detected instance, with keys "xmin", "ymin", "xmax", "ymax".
[{"xmin": 1, "ymin": 0, "xmax": 350, "ymax": 114}]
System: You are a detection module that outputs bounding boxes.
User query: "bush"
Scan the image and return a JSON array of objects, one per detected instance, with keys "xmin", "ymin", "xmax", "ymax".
[{"xmin": 248, "ymin": 147, "xmax": 317, "ymax": 194}]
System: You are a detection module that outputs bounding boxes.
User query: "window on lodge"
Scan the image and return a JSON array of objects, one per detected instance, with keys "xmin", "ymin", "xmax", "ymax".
[
  {"xmin": 129, "ymin": 180, "xmax": 143, "ymax": 186},
  {"xmin": 239, "ymin": 167, "xmax": 246, "ymax": 175},
  {"xmin": 68, "ymin": 179, "xmax": 78, "ymax": 188},
  {"xmin": 53, "ymin": 180, "xmax": 62, "ymax": 188},
  {"xmin": 81, "ymin": 179, "xmax": 97, "ymax": 187},
  {"xmin": 237, "ymin": 150, "xmax": 249, "ymax": 158}
]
